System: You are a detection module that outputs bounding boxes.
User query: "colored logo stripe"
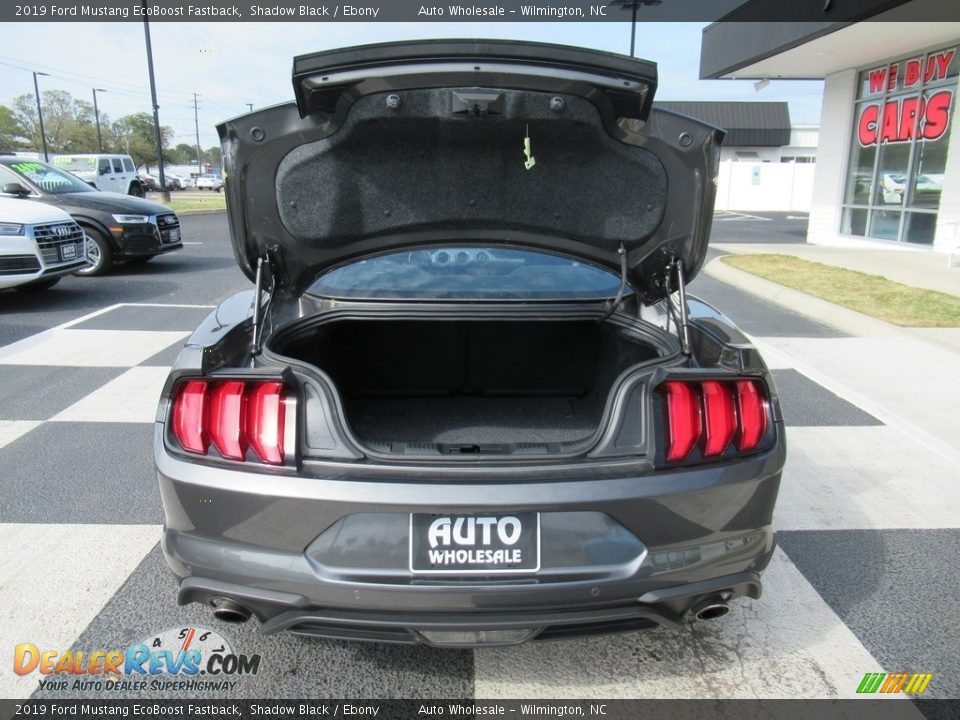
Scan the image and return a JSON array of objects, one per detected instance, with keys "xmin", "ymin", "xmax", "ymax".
[{"xmin": 857, "ymin": 672, "xmax": 932, "ymax": 694}]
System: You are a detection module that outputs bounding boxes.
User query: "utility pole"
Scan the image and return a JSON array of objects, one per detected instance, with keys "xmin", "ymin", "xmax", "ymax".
[
  {"xmin": 142, "ymin": 2, "xmax": 168, "ymax": 200},
  {"xmin": 32, "ymin": 71, "xmax": 49, "ymax": 161},
  {"xmin": 193, "ymin": 93, "xmax": 203, "ymax": 172},
  {"xmin": 92, "ymin": 88, "xmax": 107, "ymax": 152}
]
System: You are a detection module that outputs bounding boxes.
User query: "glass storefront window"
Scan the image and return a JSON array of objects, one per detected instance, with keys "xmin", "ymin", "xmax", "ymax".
[
  {"xmin": 841, "ymin": 207, "xmax": 868, "ymax": 236},
  {"xmin": 904, "ymin": 212, "xmax": 937, "ymax": 245},
  {"xmin": 845, "ymin": 45, "xmax": 957, "ymax": 244}
]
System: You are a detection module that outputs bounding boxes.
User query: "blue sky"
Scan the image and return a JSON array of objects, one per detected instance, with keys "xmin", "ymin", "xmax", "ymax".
[{"xmin": 0, "ymin": 21, "xmax": 824, "ymax": 148}]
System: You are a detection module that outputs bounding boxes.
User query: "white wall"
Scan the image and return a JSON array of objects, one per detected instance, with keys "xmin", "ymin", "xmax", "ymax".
[
  {"xmin": 719, "ymin": 146, "xmax": 782, "ymax": 163},
  {"xmin": 807, "ymin": 69, "xmax": 858, "ymax": 245},
  {"xmin": 714, "ymin": 160, "xmax": 816, "ymax": 212},
  {"xmin": 934, "ymin": 85, "xmax": 960, "ymax": 252}
]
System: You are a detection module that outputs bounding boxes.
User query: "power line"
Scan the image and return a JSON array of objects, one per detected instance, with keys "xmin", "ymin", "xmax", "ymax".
[
  {"xmin": 0, "ymin": 53, "xmax": 196, "ymax": 98},
  {"xmin": 0, "ymin": 57, "xmax": 197, "ymax": 106}
]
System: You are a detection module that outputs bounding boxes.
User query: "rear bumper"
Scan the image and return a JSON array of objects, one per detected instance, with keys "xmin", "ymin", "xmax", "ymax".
[
  {"xmin": 157, "ymin": 427, "xmax": 783, "ymax": 646},
  {"xmin": 177, "ymin": 571, "xmax": 763, "ymax": 646}
]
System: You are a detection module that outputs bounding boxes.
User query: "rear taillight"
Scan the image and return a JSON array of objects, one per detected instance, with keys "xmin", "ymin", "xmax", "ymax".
[
  {"xmin": 659, "ymin": 378, "xmax": 770, "ymax": 464},
  {"xmin": 171, "ymin": 379, "xmax": 288, "ymax": 465},
  {"xmin": 663, "ymin": 381, "xmax": 701, "ymax": 462}
]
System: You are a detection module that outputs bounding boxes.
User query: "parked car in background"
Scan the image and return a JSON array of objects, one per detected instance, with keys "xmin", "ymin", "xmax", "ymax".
[
  {"xmin": 0, "ymin": 158, "xmax": 182, "ymax": 276},
  {"xmin": 155, "ymin": 41, "xmax": 786, "ymax": 647},
  {"xmin": 139, "ymin": 174, "xmax": 159, "ymax": 192},
  {"xmin": 52, "ymin": 154, "xmax": 144, "ymax": 197},
  {"xmin": 195, "ymin": 174, "xmax": 224, "ymax": 191},
  {"xmin": 164, "ymin": 174, "xmax": 195, "ymax": 191},
  {"xmin": 0, "ymin": 196, "xmax": 88, "ymax": 291}
]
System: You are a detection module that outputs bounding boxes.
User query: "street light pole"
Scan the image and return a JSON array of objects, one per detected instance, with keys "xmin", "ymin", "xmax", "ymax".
[
  {"xmin": 630, "ymin": 0, "xmax": 638, "ymax": 57},
  {"xmin": 141, "ymin": 1, "xmax": 168, "ymax": 200},
  {"xmin": 92, "ymin": 87, "xmax": 107, "ymax": 152},
  {"xmin": 246, "ymin": 103, "xmax": 253, "ymax": 112},
  {"xmin": 193, "ymin": 93, "xmax": 202, "ymax": 172},
  {"xmin": 32, "ymin": 71, "xmax": 49, "ymax": 161}
]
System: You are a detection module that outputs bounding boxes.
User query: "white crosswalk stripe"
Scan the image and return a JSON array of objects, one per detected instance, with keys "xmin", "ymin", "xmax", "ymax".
[{"xmin": 0, "ymin": 524, "xmax": 161, "ymax": 699}]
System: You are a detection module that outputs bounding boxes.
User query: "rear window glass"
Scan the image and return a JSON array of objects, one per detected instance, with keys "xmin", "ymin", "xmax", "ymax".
[{"xmin": 308, "ymin": 247, "xmax": 627, "ymax": 301}]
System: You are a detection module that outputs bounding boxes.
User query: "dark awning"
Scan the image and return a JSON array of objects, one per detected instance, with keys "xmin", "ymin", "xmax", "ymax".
[{"xmin": 653, "ymin": 101, "xmax": 791, "ymax": 146}]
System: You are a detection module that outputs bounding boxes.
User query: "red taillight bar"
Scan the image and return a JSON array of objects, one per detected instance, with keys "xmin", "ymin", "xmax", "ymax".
[
  {"xmin": 701, "ymin": 380, "xmax": 737, "ymax": 458},
  {"xmin": 660, "ymin": 378, "xmax": 769, "ymax": 463},
  {"xmin": 171, "ymin": 379, "xmax": 287, "ymax": 466},
  {"xmin": 735, "ymin": 379, "xmax": 768, "ymax": 452},
  {"xmin": 172, "ymin": 380, "xmax": 209, "ymax": 455},
  {"xmin": 208, "ymin": 381, "xmax": 247, "ymax": 461},
  {"xmin": 663, "ymin": 381, "xmax": 702, "ymax": 462},
  {"xmin": 245, "ymin": 382, "xmax": 286, "ymax": 466}
]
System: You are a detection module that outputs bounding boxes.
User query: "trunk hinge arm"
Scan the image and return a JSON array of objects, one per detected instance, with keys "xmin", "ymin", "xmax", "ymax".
[
  {"xmin": 598, "ymin": 243, "xmax": 628, "ymax": 322},
  {"xmin": 250, "ymin": 246, "xmax": 281, "ymax": 359},
  {"xmin": 667, "ymin": 256, "xmax": 692, "ymax": 356}
]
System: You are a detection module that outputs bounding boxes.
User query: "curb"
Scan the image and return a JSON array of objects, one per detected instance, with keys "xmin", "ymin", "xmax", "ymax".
[
  {"xmin": 166, "ymin": 208, "xmax": 227, "ymax": 216},
  {"xmin": 704, "ymin": 256, "xmax": 910, "ymax": 339}
]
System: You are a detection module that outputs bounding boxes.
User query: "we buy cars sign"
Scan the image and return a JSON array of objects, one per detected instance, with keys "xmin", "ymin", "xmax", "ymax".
[{"xmin": 857, "ymin": 48, "xmax": 956, "ymax": 146}]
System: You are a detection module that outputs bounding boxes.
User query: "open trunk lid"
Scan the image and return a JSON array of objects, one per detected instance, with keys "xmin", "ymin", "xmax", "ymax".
[{"xmin": 218, "ymin": 40, "xmax": 723, "ymax": 302}]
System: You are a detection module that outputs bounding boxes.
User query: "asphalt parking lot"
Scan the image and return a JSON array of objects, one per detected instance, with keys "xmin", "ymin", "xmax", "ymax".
[{"xmin": 2, "ymin": 211, "xmax": 958, "ymax": 700}]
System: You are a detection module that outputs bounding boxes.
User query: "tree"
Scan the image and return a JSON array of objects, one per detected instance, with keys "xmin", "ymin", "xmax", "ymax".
[
  {"xmin": 167, "ymin": 142, "xmax": 200, "ymax": 165},
  {"xmin": 108, "ymin": 112, "xmax": 173, "ymax": 170},
  {"xmin": 204, "ymin": 145, "xmax": 221, "ymax": 169},
  {"xmin": 0, "ymin": 104, "xmax": 29, "ymax": 150},
  {"xmin": 11, "ymin": 90, "xmax": 102, "ymax": 154}
]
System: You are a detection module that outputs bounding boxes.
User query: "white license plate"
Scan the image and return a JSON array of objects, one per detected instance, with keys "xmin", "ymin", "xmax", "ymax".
[
  {"xmin": 60, "ymin": 244, "xmax": 77, "ymax": 260},
  {"xmin": 409, "ymin": 512, "xmax": 541, "ymax": 575}
]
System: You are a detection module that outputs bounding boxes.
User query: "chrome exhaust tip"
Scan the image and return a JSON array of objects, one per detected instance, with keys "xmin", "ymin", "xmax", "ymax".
[
  {"xmin": 692, "ymin": 596, "xmax": 731, "ymax": 621},
  {"xmin": 211, "ymin": 597, "xmax": 252, "ymax": 624}
]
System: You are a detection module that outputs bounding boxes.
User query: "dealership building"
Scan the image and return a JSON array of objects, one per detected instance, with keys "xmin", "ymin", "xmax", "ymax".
[{"xmin": 701, "ymin": 4, "xmax": 960, "ymax": 251}]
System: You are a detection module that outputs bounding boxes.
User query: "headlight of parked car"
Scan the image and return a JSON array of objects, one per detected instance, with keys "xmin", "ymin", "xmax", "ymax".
[
  {"xmin": 0, "ymin": 222, "xmax": 24, "ymax": 236},
  {"xmin": 112, "ymin": 214, "xmax": 150, "ymax": 224}
]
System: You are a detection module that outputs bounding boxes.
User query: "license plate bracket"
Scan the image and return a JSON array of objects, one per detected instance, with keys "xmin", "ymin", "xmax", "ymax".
[
  {"xmin": 60, "ymin": 243, "xmax": 77, "ymax": 261},
  {"xmin": 409, "ymin": 512, "xmax": 540, "ymax": 575}
]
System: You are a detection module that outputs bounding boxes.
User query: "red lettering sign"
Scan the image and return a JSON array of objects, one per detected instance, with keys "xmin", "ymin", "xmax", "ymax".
[
  {"xmin": 868, "ymin": 68, "xmax": 888, "ymax": 94},
  {"xmin": 923, "ymin": 90, "xmax": 952, "ymax": 141},
  {"xmin": 857, "ymin": 90, "xmax": 953, "ymax": 146},
  {"xmin": 858, "ymin": 104, "xmax": 879, "ymax": 145},
  {"xmin": 904, "ymin": 59, "xmax": 921, "ymax": 87}
]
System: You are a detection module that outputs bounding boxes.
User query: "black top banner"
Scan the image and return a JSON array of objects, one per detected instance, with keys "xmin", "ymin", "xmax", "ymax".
[{"xmin": 4, "ymin": 0, "xmax": 960, "ymax": 23}]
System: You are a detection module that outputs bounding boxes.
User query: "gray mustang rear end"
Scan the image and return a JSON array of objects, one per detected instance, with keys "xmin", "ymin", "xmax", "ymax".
[{"xmin": 155, "ymin": 40, "xmax": 785, "ymax": 647}]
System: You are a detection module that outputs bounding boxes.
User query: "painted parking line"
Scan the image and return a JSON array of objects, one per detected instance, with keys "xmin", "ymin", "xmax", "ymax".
[
  {"xmin": 776, "ymin": 426, "xmax": 960, "ymax": 531},
  {"xmin": 0, "ymin": 329, "xmax": 190, "ymax": 367},
  {"xmin": 51, "ymin": 366, "xmax": 171, "ymax": 423},
  {"xmin": 752, "ymin": 336, "xmax": 960, "ymax": 468},
  {"xmin": 0, "ymin": 524, "xmax": 160, "ymax": 699},
  {"xmin": 0, "ymin": 421, "xmax": 41, "ymax": 449},
  {"xmin": 474, "ymin": 548, "xmax": 900, "ymax": 700}
]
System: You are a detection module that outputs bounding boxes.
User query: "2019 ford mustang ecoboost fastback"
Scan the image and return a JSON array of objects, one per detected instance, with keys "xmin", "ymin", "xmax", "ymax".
[{"xmin": 155, "ymin": 40, "xmax": 786, "ymax": 647}]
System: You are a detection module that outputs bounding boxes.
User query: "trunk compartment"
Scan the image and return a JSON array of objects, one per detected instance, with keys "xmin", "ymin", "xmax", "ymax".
[{"xmin": 271, "ymin": 318, "xmax": 664, "ymax": 454}]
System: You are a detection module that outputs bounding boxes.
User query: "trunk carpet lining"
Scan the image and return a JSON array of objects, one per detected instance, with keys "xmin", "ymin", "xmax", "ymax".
[{"xmin": 345, "ymin": 397, "xmax": 598, "ymax": 444}]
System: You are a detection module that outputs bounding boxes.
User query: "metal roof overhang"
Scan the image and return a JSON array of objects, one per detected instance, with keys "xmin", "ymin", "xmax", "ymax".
[{"xmin": 701, "ymin": 0, "xmax": 960, "ymax": 80}]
